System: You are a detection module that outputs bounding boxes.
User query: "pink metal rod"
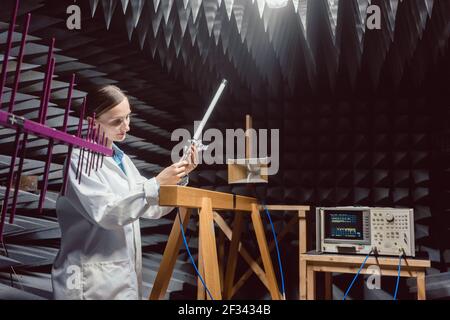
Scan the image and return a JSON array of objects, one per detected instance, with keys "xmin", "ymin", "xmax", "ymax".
[
  {"xmin": 89, "ymin": 128, "xmax": 97, "ymax": 176},
  {"xmin": 88, "ymin": 124, "xmax": 98, "ymax": 176},
  {"xmin": 10, "ymin": 131, "xmax": 27, "ymax": 223},
  {"xmin": 39, "ymin": 68, "xmax": 72, "ymax": 206},
  {"xmin": 75, "ymin": 144, "xmax": 82, "ymax": 180},
  {"xmin": 8, "ymin": 13, "xmax": 31, "ymax": 114},
  {"xmin": 96, "ymin": 125, "xmax": 102, "ymax": 168},
  {"xmin": 60, "ymin": 74, "xmax": 76, "ymax": 196},
  {"xmin": 101, "ymin": 137, "xmax": 108, "ymax": 168},
  {"xmin": 94, "ymin": 124, "xmax": 102, "ymax": 170},
  {"xmin": 38, "ymin": 38, "xmax": 54, "ymax": 122},
  {"xmin": 38, "ymin": 57, "xmax": 56, "ymax": 211},
  {"xmin": 75, "ymin": 97, "xmax": 87, "ymax": 180},
  {"xmin": 90, "ymin": 113, "xmax": 96, "ymax": 138},
  {"xmin": 92, "ymin": 124, "xmax": 101, "ymax": 173},
  {"xmin": 0, "ymin": 129, "xmax": 22, "ymax": 240},
  {"xmin": 91, "ymin": 125, "xmax": 99, "ymax": 171},
  {"xmin": 84, "ymin": 116, "xmax": 93, "ymax": 174},
  {"xmin": 86, "ymin": 113, "xmax": 96, "ymax": 176},
  {"xmin": 0, "ymin": 0, "xmax": 20, "ymax": 106},
  {"xmin": 78, "ymin": 129, "xmax": 89, "ymax": 184},
  {"xmin": 0, "ymin": 110, "xmax": 112, "ymax": 155},
  {"xmin": 61, "ymin": 144, "xmax": 73, "ymax": 196},
  {"xmin": 62, "ymin": 74, "xmax": 75, "ymax": 132},
  {"xmin": 6, "ymin": 12, "xmax": 31, "ymax": 222},
  {"xmin": 98, "ymin": 131, "xmax": 105, "ymax": 170},
  {"xmin": 38, "ymin": 55, "xmax": 57, "ymax": 212},
  {"xmin": 76, "ymin": 97, "xmax": 86, "ymax": 138},
  {"xmin": 38, "ymin": 138, "xmax": 54, "ymax": 214},
  {"xmin": 40, "ymin": 57, "xmax": 55, "ymax": 124}
]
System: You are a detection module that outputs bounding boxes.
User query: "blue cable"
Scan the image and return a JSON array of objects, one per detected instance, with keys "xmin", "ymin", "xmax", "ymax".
[
  {"xmin": 342, "ymin": 250, "xmax": 372, "ymax": 300},
  {"xmin": 393, "ymin": 253, "xmax": 403, "ymax": 300},
  {"xmin": 262, "ymin": 205, "xmax": 286, "ymax": 299},
  {"xmin": 177, "ymin": 209, "xmax": 214, "ymax": 300}
]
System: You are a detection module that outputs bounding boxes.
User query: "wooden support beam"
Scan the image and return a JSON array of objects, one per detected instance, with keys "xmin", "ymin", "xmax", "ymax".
[
  {"xmin": 233, "ymin": 215, "xmax": 298, "ymax": 297},
  {"xmin": 159, "ymin": 185, "xmax": 256, "ymax": 211},
  {"xmin": 199, "ymin": 197, "xmax": 222, "ymax": 300},
  {"xmin": 250, "ymin": 203, "xmax": 281, "ymax": 300},
  {"xmin": 214, "ymin": 212, "xmax": 270, "ymax": 298},
  {"xmin": 149, "ymin": 208, "xmax": 191, "ymax": 300},
  {"xmin": 197, "ymin": 225, "xmax": 206, "ymax": 300}
]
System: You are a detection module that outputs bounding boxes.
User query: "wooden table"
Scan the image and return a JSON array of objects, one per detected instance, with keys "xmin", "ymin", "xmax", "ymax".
[
  {"xmin": 300, "ymin": 251, "xmax": 431, "ymax": 300},
  {"xmin": 147, "ymin": 186, "xmax": 276, "ymax": 300},
  {"xmin": 148, "ymin": 185, "xmax": 310, "ymax": 300}
]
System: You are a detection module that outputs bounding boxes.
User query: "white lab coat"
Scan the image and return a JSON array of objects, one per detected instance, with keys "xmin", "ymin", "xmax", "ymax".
[{"xmin": 51, "ymin": 144, "xmax": 174, "ymax": 300}]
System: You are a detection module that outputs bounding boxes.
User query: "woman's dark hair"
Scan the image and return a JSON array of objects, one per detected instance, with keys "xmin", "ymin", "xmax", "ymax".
[{"xmin": 86, "ymin": 85, "xmax": 127, "ymax": 118}]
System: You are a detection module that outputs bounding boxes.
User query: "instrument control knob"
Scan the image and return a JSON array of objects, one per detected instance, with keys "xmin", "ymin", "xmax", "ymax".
[{"xmin": 385, "ymin": 213, "xmax": 394, "ymax": 223}]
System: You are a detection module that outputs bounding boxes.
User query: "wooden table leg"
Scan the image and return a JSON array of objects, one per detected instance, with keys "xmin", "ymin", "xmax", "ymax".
[
  {"xmin": 149, "ymin": 208, "xmax": 191, "ymax": 300},
  {"xmin": 298, "ymin": 210, "xmax": 307, "ymax": 300},
  {"xmin": 417, "ymin": 272, "xmax": 426, "ymax": 300},
  {"xmin": 324, "ymin": 272, "xmax": 333, "ymax": 300},
  {"xmin": 299, "ymin": 256, "xmax": 307, "ymax": 300},
  {"xmin": 199, "ymin": 197, "xmax": 222, "ymax": 300},
  {"xmin": 197, "ymin": 218, "xmax": 206, "ymax": 300},
  {"xmin": 223, "ymin": 211, "xmax": 244, "ymax": 299},
  {"xmin": 250, "ymin": 203, "xmax": 281, "ymax": 300},
  {"xmin": 306, "ymin": 265, "xmax": 315, "ymax": 300},
  {"xmin": 218, "ymin": 230, "xmax": 225, "ymax": 291}
]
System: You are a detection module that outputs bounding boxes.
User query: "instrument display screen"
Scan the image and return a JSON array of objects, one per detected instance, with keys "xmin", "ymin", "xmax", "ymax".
[{"xmin": 324, "ymin": 211, "xmax": 364, "ymax": 240}]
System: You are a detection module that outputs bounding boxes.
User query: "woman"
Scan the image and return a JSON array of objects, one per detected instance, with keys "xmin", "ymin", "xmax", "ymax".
[{"xmin": 51, "ymin": 85, "xmax": 197, "ymax": 300}]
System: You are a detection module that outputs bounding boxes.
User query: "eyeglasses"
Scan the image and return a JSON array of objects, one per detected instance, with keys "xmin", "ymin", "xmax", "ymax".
[{"xmin": 98, "ymin": 113, "xmax": 131, "ymax": 128}]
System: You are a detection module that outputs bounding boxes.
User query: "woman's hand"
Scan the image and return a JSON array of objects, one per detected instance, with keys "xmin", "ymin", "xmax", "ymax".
[
  {"xmin": 155, "ymin": 161, "xmax": 188, "ymax": 185},
  {"xmin": 185, "ymin": 144, "xmax": 198, "ymax": 175},
  {"xmin": 155, "ymin": 145, "xmax": 198, "ymax": 186}
]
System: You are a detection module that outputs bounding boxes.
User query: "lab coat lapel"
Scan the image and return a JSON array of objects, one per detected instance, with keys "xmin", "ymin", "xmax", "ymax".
[
  {"xmin": 106, "ymin": 154, "xmax": 144, "ymax": 298},
  {"xmin": 121, "ymin": 156, "xmax": 144, "ymax": 298},
  {"xmin": 102, "ymin": 155, "xmax": 132, "ymax": 191}
]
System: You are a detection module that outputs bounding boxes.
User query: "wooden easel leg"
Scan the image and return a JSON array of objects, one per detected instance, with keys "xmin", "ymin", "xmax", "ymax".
[
  {"xmin": 250, "ymin": 203, "xmax": 281, "ymax": 300},
  {"xmin": 149, "ymin": 207, "xmax": 191, "ymax": 300},
  {"xmin": 223, "ymin": 211, "xmax": 244, "ymax": 299},
  {"xmin": 197, "ymin": 221, "xmax": 206, "ymax": 300},
  {"xmin": 218, "ymin": 230, "xmax": 225, "ymax": 291},
  {"xmin": 199, "ymin": 197, "xmax": 222, "ymax": 300}
]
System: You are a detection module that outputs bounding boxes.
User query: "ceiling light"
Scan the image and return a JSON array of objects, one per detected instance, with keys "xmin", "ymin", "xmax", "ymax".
[{"xmin": 266, "ymin": 0, "xmax": 289, "ymax": 9}]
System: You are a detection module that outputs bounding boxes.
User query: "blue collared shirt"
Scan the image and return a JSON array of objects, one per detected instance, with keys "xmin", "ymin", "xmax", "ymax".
[{"xmin": 112, "ymin": 143, "xmax": 126, "ymax": 174}]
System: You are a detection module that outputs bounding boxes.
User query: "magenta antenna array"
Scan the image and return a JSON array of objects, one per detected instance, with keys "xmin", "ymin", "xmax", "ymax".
[{"xmin": 0, "ymin": 0, "xmax": 113, "ymax": 240}]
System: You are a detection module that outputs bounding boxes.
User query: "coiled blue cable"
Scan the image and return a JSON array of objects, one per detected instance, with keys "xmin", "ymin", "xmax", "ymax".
[
  {"xmin": 177, "ymin": 209, "xmax": 214, "ymax": 300},
  {"xmin": 262, "ymin": 205, "xmax": 286, "ymax": 299},
  {"xmin": 342, "ymin": 250, "xmax": 372, "ymax": 300}
]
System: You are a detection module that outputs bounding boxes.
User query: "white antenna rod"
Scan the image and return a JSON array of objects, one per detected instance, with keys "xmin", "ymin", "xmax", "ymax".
[
  {"xmin": 193, "ymin": 79, "xmax": 228, "ymax": 140},
  {"xmin": 181, "ymin": 79, "xmax": 228, "ymax": 162}
]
